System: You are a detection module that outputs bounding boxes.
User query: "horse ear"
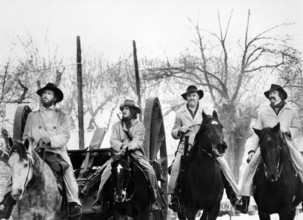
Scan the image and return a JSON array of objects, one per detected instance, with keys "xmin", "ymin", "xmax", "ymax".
[
  {"xmin": 24, "ymin": 139, "xmax": 29, "ymax": 150},
  {"xmin": 212, "ymin": 110, "xmax": 218, "ymax": 119},
  {"xmin": 253, "ymin": 128, "xmax": 262, "ymax": 138},
  {"xmin": 8, "ymin": 137, "xmax": 13, "ymax": 148},
  {"xmin": 202, "ymin": 111, "xmax": 207, "ymax": 119},
  {"xmin": 273, "ymin": 123, "xmax": 280, "ymax": 133}
]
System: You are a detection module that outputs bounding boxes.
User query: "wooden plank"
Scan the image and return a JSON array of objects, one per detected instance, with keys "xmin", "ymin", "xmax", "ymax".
[{"xmin": 76, "ymin": 36, "xmax": 84, "ymax": 150}]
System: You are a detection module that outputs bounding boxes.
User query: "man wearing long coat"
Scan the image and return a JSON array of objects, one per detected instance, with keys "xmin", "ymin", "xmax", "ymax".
[{"xmin": 236, "ymin": 84, "xmax": 303, "ymax": 213}]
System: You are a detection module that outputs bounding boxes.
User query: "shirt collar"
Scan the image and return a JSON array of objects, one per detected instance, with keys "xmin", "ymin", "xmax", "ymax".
[{"xmin": 39, "ymin": 105, "xmax": 56, "ymax": 111}]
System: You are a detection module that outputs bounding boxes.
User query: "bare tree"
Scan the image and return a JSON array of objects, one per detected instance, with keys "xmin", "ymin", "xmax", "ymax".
[{"xmin": 144, "ymin": 10, "xmax": 299, "ymax": 181}]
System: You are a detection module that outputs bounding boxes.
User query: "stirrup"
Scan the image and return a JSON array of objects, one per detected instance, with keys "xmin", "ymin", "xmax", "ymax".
[
  {"xmin": 235, "ymin": 196, "xmax": 249, "ymax": 213},
  {"xmin": 168, "ymin": 195, "xmax": 179, "ymax": 212}
]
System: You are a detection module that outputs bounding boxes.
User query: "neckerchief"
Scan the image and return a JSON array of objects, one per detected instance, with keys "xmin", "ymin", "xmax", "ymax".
[
  {"xmin": 270, "ymin": 100, "xmax": 286, "ymax": 115},
  {"xmin": 187, "ymin": 103, "xmax": 199, "ymax": 119}
]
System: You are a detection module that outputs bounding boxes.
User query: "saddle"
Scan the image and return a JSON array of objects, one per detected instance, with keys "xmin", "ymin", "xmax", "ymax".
[{"xmin": 36, "ymin": 149, "xmax": 68, "ymax": 208}]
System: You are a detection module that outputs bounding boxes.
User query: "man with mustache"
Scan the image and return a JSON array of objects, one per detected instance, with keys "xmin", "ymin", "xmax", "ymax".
[
  {"xmin": 168, "ymin": 85, "xmax": 240, "ymax": 212},
  {"xmin": 236, "ymin": 84, "xmax": 303, "ymax": 213},
  {"xmin": 0, "ymin": 83, "xmax": 82, "ymax": 219}
]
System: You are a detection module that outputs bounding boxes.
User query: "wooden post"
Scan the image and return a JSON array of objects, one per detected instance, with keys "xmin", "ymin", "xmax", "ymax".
[
  {"xmin": 133, "ymin": 40, "xmax": 142, "ymax": 121},
  {"xmin": 77, "ymin": 36, "xmax": 84, "ymax": 149}
]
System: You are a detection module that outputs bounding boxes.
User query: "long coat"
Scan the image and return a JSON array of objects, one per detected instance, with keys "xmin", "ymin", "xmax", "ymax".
[
  {"xmin": 110, "ymin": 118, "xmax": 145, "ymax": 154},
  {"xmin": 249, "ymin": 104, "xmax": 302, "ymax": 152},
  {"xmin": 23, "ymin": 108, "xmax": 72, "ymax": 165},
  {"xmin": 171, "ymin": 104, "xmax": 204, "ymax": 153},
  {"xmin": 17, "ymin": 107, "xmax": 80, "ymax": 204}
]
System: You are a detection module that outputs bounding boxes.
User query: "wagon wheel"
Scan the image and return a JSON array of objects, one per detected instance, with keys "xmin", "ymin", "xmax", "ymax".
[
  {"xmin": 13, "ymin": 105, "xmax": 32, "ymax": 141},
  {"xmin": 143, "ymin": 97, "xmax": 168, "ymax": 220}
]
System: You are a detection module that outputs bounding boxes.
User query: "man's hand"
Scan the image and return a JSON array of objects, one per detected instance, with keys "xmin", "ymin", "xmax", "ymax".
[
  {"xmin": 283, "ymin": 131, "xmax": 291, "ymax": 138},
  {"xmin": 247, "ymin": 150, "xmax": 255, "ymax": 163},
  {"xmin": 178, "ymin": 126, "xmax": 189, "ymax": 134},
  {"xmin": 40, "ymin": 137, "xmax": 50, "ymax": 144},
  {"xmin": 120, "ymin": 143, "xmax": 130, "ymax": 153}
]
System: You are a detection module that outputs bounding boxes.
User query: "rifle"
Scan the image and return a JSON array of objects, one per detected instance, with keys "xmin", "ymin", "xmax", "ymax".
[
  {"xmin": 177, "ymin": 135, "xmax": 189, "ymax": 199},
  {"xmin": 117, "ymin": 114, "xmax": 133, "ymax": 142}
]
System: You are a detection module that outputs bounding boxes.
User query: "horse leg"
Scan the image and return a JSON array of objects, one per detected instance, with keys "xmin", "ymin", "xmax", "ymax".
[
  {"xmin": 199, "ymin": 210, "xmax": 208, "ymax": 220},
  {"xmin": 113, "ymin": 210, "xmax": 127, "ymax": 220},
  {"xmin": 177, "ymin": 204, "xmax": 186, "ymax": 220},
  {"xmin": 258, "ymin": 212, "xmax": 271, "ymax": 220},
  {"xmin": 205, "ymin": 203, "xmax": 220, "ymax": 220},
  {"xmin": 185, "ymin": 205, "xmax": 198, "ymax": 220},
  {"xmin": 279, "ymin": 209, "xmax": 296, "ymax": 220}
]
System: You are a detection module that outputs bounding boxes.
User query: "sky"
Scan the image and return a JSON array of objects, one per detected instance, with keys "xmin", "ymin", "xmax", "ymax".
[{"xmin": 1, "ymin": 0, "xmax": 303, "ymax": 62}]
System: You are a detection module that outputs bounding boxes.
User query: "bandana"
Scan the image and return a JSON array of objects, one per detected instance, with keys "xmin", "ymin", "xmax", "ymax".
[{"xmin": 270, "ymin": 100, "xmax": 286, "ymax": 115}]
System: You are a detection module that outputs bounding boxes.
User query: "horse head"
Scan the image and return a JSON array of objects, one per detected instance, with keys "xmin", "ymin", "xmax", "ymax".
[
  {"xmin": 8, "ymin": 138, "xmax": 35, "ymax": 200},
  {"xmin": 111, "ymin": 148, "xmax": 133, "ymax": 203},
  {"xmin": 254, "ymin": 123, "xmax": 285, "ymax": 182},
  {"xmin": 196, "ymin": 110, "xmax": 226, "ymax": 157}
]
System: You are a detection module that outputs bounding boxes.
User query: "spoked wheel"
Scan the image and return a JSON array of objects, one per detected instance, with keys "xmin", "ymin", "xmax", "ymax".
[
  {"xmin": 13, "ymin": 105, "xmax": 32, "ymax": 141},
  {"xmin": 143, "ymin": 97, "xmax": 168, "ymax": 220}
]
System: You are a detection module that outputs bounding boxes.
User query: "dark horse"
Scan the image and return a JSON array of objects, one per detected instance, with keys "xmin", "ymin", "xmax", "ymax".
[
  {"xmin": 253, "ymin": 123, "xmax": 303, "ymax": 220},
  {"xmin": 178, "ymin": 111, "xmax": 225, "ymax": 220},
  {"xmin": 107, "ymin": 150, "xmax": 151, "ymax": 220}
]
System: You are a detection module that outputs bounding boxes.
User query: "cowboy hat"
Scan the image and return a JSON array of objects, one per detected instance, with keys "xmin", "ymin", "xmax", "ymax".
[
  {"xmin": 119, "ymin": 99, "xmax": 141, "ymax": 114},
  {"xmin": 264, "ymin": 84, "xmax": 288, "ymax": 100},
  {"xmin": 37, "ymin": 83, "xmax": 64, "ymax": 103},
  {"xmin": 181, "ymin": 85, "xmax": 204, "ymax": 100}
]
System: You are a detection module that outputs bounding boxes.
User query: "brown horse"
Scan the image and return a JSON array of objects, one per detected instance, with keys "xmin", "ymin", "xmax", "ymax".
[
  {"xmin": 8, "ymin": 138, "xmax": 67, "ymax": 220},
  {"xmin": 108, "ymin": 150, "xmax": 151, "ymax": 220},
  {"xmin": 178, "ymin": 111, "xmax": 225, "ymax": 220},
  {"xmin": 253, "ymin": 123, "xmax": 303, "ymax": 220}
]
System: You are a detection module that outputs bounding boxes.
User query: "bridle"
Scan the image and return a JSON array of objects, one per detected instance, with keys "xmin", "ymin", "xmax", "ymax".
[
  {"xmin": 112, "ymin": 160, "xmax": 135, "ymax": 203},
  {"xmin": 262, "ymin": 140, "xmax": 284, "ymax": 181},
  {"xmin": 200, "ymin": 118, "xmax": 224, "ymax": 158}
]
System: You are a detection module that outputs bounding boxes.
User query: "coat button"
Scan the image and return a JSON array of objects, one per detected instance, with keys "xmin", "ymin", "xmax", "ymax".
[
  {"xmin": 39, "ymin": 126, "xmax": 42, "ymax": 129},
  {"xmin": 53, "ymin": 126, "xmax": 56, "ymax": 129}
]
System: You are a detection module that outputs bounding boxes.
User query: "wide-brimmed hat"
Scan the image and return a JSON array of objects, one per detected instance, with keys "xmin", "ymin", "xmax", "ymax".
[
  {"xmin": 181, "ymin": 85, "xmax": 204, "ymax": 100},
  {"xmin": 264, "ymin": 84, "xmax": 288, "ymax": 100},
  {"xmin": 119, "ymin": 99, "xmax": 141, "ymax": 114},
  {"xmin": 37, "ymin": 83, "xmax": 64, "ymax": 103}
]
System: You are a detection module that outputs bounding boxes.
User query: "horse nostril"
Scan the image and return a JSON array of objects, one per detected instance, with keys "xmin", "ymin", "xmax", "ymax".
[{"xmin": 18, "ymin": 189, "xmax": 22, "ymax": 195}]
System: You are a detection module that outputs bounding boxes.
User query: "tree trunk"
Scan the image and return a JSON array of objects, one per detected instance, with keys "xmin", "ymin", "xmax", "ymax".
[{"xmin": 218, "ymin": 103, "xmax": 251, "ymax": 183}]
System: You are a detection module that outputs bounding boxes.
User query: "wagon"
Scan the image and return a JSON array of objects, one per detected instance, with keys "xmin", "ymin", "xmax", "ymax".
[{"xmin": 12, "ymin": 97, "xmax": 168, "ymax": 220}]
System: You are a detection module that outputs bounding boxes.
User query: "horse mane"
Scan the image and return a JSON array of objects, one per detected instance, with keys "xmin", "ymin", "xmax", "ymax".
[
  {"xmin": 9, "ymin": 140, "xmax": 28, "ymax": 162},
  {"xmin": 9, "ymin": 140, "xmax": 42, "ymax": 177},
  {"xmin": 187, "ymin": 114, "xmax": 213, "ymax": 161},
  {"xmin": 278, "ymin": 132, "xmax": 291, "ymax": 162}
]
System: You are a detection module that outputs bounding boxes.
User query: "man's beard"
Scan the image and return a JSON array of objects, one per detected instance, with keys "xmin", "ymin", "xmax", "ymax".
[
  {"xmin": 41, "ymin": 98, "xmax": 55, "ymax": 108},
  {"xmin": 188, "ymin": 99, "xmax": 197, "ymax": 108}
]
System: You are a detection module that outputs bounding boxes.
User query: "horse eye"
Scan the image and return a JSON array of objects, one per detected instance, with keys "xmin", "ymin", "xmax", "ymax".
[{"xmin": 24, "ymin": 163, "xmax": 28, "ymax": 168}]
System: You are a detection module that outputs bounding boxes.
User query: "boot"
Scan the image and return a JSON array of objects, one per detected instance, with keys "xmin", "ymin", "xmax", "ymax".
[
  {"xmin": 0, "ymin": 193, "xmax": 16, "ymax": 219},
  {"xmin": 91, "ymin": 200, "xmax": 110, "ymax": 215},
  {"xmin": 221, "ymin": 171, "xmax": 240, "ymax": 206},
  {"xmin": 168, "ymin": 194, "xmax": 179, "ymax": 212},
  {"xmin": 68, "ymin": 202, "xmax": 82, "ymax": 218},
  {"xmin": 235, "ymin": 196, "xmax": 250, "ymax": 213},
  {"xmin": 149, "ymin": 188, "xmax": 161, "ymax": 212},
  {"xmin": 149, "ymin": 201, "xmax": 161, "ymax": 212}
]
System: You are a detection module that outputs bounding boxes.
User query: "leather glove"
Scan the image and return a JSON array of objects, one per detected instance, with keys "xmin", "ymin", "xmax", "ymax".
[
  {"xmin": 247, "ymin": 150, "xmax": 255, "ymax": 163},
  {"xmin": 178, "ymin": 126, "xmax": 189, "ymax": 134}
]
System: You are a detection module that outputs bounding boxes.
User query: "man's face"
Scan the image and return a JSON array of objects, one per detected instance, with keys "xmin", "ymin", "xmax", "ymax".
[
  {"xmin": 122, "ymin": 107, "xmax": 131, "ymax": 118},
  {"xmin": 186, "ymin": 92, "xmax": 199, "ymax": 107},
  {"xmin": 268, "ymin": 90, "xmax": 281, "ymax": 105},
  {"xmin": 41, "ymin": 89, "xmax": 56, "ymax": 107}
]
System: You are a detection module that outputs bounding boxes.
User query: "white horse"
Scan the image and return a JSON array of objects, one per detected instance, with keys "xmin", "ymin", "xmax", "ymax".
[{"xmin": 8, "ymin": 138, "xmax": 65, "ymax": 220}]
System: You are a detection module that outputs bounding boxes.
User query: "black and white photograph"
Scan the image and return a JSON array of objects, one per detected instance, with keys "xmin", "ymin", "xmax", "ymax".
[{"xmin": 0, "ymin": 0, "xmax": 303, "ymax": 219}]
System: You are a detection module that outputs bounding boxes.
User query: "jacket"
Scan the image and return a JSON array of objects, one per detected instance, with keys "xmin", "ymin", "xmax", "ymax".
[{"xmin": 249, "ymin": 104, "xmax": 302, "ymax": 152}]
